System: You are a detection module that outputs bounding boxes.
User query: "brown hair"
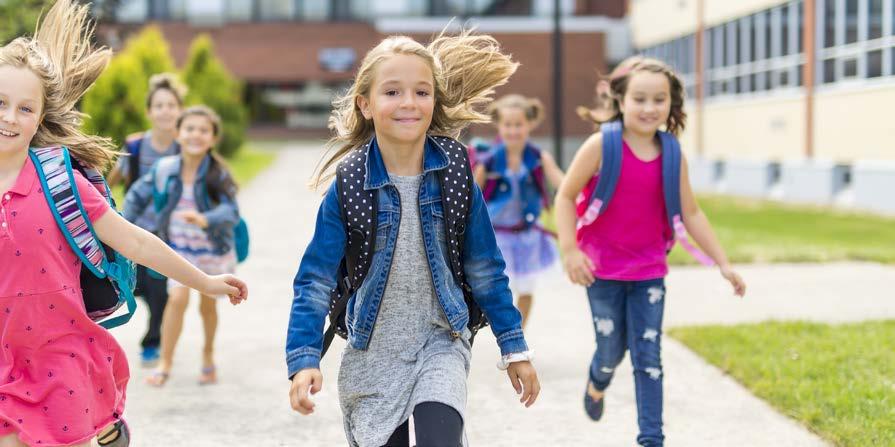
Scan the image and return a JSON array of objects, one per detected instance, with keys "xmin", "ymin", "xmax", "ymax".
[
  {"xmin": 146, "ymin": 72, "xmax": 187, "ymax": 109},
  {"xmin": 577, "ymin": 56, "xmax": 687, "ymax": 136},
  {"xmin": 0, "ymin": 0, "xmax": 117, "ymax": 170},
  {"xmin": 489, "ymin": 93, "xmax": 545, "ymax": 127},
  {"xmin": 313, "ymin": 29, "xmax": 518, "ymax": 188},
  {"xmin": 176, "ymin": 105, "xmax": 238, "ymax": 201}
]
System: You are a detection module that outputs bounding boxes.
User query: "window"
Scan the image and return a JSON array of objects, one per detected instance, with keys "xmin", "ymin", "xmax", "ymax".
[
  {"xmin": 869, "ymin": 0, "xmax": 883, "ymax": 38},
  {"xmin": 817, "ymin": 0, "xmax": 895, "ymax": 85}
]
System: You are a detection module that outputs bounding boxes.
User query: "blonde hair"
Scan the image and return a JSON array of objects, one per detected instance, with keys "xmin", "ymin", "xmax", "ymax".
[
  {"xmin": 146, "ymin": 72, "xmax": 187, "ymax": 108},
  {"xmin": 489, "ymin": 93, "xmax": 545, "ymax": 127},
  {"xmin": 0, "ymin": 0, "xmax": 116, "ymax": 170},
  {"xmin": 314, "ymin": 30, "xmax": 518, "ymax": 188},
  {"xmin": 577, "ymin": 56, "xmax": 687, "ymax": 136}
]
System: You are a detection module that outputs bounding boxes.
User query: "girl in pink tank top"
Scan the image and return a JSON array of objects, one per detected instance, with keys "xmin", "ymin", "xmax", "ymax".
[
  {"xmin": 553, "ymin": 57, "xmax": 747, "ymax": 447},
  {"xmin": 0, "ymin": 3, "xmax": 248, "ymax": 446}
]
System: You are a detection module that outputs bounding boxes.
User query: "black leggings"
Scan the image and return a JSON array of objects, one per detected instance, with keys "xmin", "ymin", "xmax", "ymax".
[
  {"xmin": 382, "ymin": 402, "xmax": 463, "ymax": 447},
  {"xmin": 134, "ymin": 265, "xmax": 168, "ymax": 349}
]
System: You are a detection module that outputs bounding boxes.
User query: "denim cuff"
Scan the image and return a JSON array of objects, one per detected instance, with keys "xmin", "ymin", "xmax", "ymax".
[
  {"xmin": 286, "ymin": 347, "xmax": 321, "ymax": 380},
  {"xmin": 495, "ymin": 328, "xmax": 529, "ymax": 356}
]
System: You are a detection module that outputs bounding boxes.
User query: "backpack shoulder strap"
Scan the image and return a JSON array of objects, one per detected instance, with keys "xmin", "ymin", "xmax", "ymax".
[
  {"xmin": 29, "ymin": 146, "xmax": 108, "ymax": 277},
  {"xmin": 429, "ymin": 136, "xmax": 474, "ymax": 291},
  {"xmin": 657, "ymin": 131, "xmax": 715, "ymax": 266},
  {"xmin": 590, "ymin": 120, "xmax": 624, "ymax": 211},
  {"xmin": 151, "ymin": 156, "xmax": 181, "ymax": 212},
  {"xmin": 322, "ymin": 141, "xmax": 377, "ymax": 356},
  {"xmin": 578, "ymin": 121, "xmax": 623, "ymax": 227},
  {"xmin": 525, "ymin": 144, "xmax": 552, "ymax": 209},
  {"xmin": 658, "ymin": 131, "xmax": 683, "ymax": 229},
  {"xmin": 336, "ymin": 143, "xmax": 377, "ymax": 287},
  {"xmin": 124, "ymin": 133, "xmax": 144, "ymax": 189},
  {"xmin": 481, "ymin": 145, "xmax": 505, "ymax": 201}
]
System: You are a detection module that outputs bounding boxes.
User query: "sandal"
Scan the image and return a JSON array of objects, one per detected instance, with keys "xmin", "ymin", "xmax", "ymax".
[
  {"xmin": 145, "ymin": 370, "xmax": 169, "ymax": 387},
  {"xmin": 198, "ymin": 365, "xmax": 217, "ymax": 385},
  {"xmin": 97, "ymin": 419, "xmax": 130, "ymax": 447}
]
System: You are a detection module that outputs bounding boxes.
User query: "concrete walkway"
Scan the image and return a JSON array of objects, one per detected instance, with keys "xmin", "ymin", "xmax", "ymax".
[{"xmin": 110, "ymin": 142, "xmax": 893, "ymax": 446}]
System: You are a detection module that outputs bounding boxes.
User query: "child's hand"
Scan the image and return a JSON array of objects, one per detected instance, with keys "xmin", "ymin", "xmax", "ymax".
[
  {"xmin": 290, "ymin": 368, "xmax": 324, "ymax": 415},
  {"xmin": 720, "ymin": 265, "xmax": 746, "ymax": 297},
  {"xmin": 177, "ymin": 210, "xmax": 209, "ymax": 228},
  {"xmin": 203, "ymin": 274, "xmax": 248, "ymax": 304},
  {"xmin": 506, "ymin": 361, "xmax": 540, "ymax": 407},
  {"xmin": 563, "ymin": 248, "xmax": 595, "ymax": 286}
]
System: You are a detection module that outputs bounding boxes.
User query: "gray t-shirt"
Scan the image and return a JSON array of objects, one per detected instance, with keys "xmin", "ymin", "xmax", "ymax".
[
  {"xmin": 117, "ymin": 132, "xmax": 178, "ymax": 232},
  {"xmin": 337, "ymin": 174, "xmax": 471, "ymax": 447}
]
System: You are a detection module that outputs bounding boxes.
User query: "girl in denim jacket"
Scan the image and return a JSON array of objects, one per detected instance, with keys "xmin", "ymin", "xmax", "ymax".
[
  {"xmin": 286, "ymin": 31, "xmax": 540, "ymax": 446},
  {"xmin": 125, "ymin": 106, "xmax": 241, "ymax": 387}
]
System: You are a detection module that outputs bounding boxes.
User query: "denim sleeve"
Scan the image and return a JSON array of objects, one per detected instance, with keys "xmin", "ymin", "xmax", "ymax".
[
  {"xmin": 203, "ymin": 188, "xmax": 240, "ymax": 230},
  {"xmin": 286, "ymin": 181, "xmax": 346, "ymax": 378},
  {"xmin": 462, "ymin": 182, "xmax": 529, "ymax": 356},
  {"xmin": 123, "ymin": 170, "xmax": 153, "ymax": 223}
]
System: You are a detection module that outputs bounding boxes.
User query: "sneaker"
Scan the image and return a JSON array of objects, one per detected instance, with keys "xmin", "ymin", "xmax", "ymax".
[
  {"xmin": 140, "ymin": 347, "xmax": 160, "ymax": 368},
  {"xmin": 583, "ymin": 380, "xmax": 605, "ymax": 421}
]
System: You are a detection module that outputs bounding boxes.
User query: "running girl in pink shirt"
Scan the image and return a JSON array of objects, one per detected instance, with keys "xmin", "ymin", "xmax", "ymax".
[
  {"xmin": 555, "ymin": 57, "xmax": 746, "ymax": 447},
  {"xmin": 0, "ymin": 2, "xmax": 248, "ymax": 446}
]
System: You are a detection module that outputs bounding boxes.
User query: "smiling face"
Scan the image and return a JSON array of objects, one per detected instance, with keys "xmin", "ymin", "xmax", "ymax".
[
  {"xmin": 176, "ymin": 114, "xmax": 217, "ymax": 158},
  {"xmin": 0, "ymin": 65, "xmax": 43, "ymax": 155},
  {"xmin": 618, "ymin": 70, "xmax": 672, "ymax": 136},
  {"xmin": 357, "ymin": 54, "xmax": 435, "ymax": 148},
  {"xmin": 495, "ymin": 106, "xmax": 533, "ymax": 151}
]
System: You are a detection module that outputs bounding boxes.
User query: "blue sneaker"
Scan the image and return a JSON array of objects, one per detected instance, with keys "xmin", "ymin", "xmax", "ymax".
[
  {"xmin": 584, "ymin": 380, "xmax": 605, "ymax": 421},
  {"xmin": 140, "ymin": 347, "xmax": 160, "ymax": 367}
]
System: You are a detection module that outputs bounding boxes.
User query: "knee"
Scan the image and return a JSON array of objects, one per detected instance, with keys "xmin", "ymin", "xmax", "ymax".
[
  {"xmin": 199, "ymin": 299, "xmax": 217, "ymax": 317},
  {"xmin": 166, "ymin": 293, "xmax": 189, "ymax": 313},
  {"xmin": 631, "ymin": 330, "xmax": 663, "ymax": 380}
]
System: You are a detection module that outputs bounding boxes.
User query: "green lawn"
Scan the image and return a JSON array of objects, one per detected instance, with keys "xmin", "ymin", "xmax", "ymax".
[
  {"xmin": 542, "ymin": 195, "xmax": 895, "ymax": 265},
  {"xmin": 670, "ymin": 321, "xmax": 895, "ymax": 447},
  {"xmin": 111, "ymin": 144, "xmax": 276, "ymax": 205}
]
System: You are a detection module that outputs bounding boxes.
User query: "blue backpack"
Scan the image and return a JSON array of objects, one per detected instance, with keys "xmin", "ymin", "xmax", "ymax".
[
  {"xmin": 30, "ymin": 146, "xmax": 138, "ymax": 329},
  {"xmin": 150, "ymin": 156, "xmax": 249, "ymax": 263},
  {"xmin": 577, "ymin": 120, "xmax": 713, "ymax": 265}
]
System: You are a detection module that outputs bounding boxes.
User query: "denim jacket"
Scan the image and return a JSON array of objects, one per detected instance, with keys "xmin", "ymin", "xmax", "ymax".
[
  {"xmin": 124, "ymin": 154, "xmax": 240, "ymax": 255},
  {"xmin": 482, "ymin": 143, "xmax": 549, "ymax": 229},
  {"xmin": 286, "ymin": 136, "xmax": 528, "ymax": 378}
]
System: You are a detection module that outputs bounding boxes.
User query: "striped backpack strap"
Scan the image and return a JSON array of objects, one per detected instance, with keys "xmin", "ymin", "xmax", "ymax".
[{"xmin": 29, "ymin": 146, "xmax": 107, "ymax": 276}]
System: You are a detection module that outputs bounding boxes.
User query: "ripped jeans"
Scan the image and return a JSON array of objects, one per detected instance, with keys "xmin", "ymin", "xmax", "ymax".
[{"xmin": 587, "ymin": 278, "xmax": 666, "ymax": 447}]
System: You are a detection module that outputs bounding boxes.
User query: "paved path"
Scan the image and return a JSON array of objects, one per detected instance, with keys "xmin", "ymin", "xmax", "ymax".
[{"xmin": 110, "ymin": 142, "xmax": 894, "ymax": 446}]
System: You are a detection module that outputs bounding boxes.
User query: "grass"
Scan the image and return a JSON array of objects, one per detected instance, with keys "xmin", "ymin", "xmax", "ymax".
[
  {"xmin": 670, "ymin": 321, "xmax": 895, "ymax": 447},
  {"xmin": 110, "ymin": 144, "xmax": 276, "ymax": 205},
  {"xmin": 541, "ymin": 194, "xmax": 895, "ymax": 265}
]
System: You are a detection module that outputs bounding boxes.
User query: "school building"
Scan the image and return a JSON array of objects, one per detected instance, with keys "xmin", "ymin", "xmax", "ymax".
[
  {"xmin": 99, "ymin": 0, "xmax": 629, "ymax": 154},
  {"xmin": 630, "ymin": 0, "xmax": 895, "ymax": 213}
]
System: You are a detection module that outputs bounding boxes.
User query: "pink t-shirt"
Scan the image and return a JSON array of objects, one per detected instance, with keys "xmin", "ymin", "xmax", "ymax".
[
  {"xmin": 577, "ymin": 141, "xmax": 671, "ymax": 281},
  {"xmin": 0, "ymin": 156, "xmax": 128, "ymax": 446}
]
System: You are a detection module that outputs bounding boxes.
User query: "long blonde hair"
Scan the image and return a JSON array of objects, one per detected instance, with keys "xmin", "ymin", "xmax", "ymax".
[
  {"xmin": 314, "ymin": 30, "xmax": 518, "ymax": 188},
  {"xmin": 0, "ymin": 0, "xmax": 116, "ymax": 170}
]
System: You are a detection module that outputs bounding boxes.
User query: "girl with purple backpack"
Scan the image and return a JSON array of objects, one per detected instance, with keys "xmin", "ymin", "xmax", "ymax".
[{"xmin": 474, "ymin": 94, "xmax": 564, "ymax": 328}]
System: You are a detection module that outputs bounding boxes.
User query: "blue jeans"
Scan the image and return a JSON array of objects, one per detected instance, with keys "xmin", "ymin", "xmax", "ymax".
[{"xmin": 587, "ymin": 278, "xmax": 666, "ymax": 447}]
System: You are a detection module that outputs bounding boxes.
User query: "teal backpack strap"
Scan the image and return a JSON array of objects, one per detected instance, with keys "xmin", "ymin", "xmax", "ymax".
[
  {"xmin": 29, "ymin": 146, "xmax": 138, "ymax": 329},
  {"xmin": 658, "ymin": 131, "xmax": 714, "ymax": 266},
  {"xmin": 29, "ymin": 147, "xmax": 107, "ymax": 276},
  {"xmin": 152, "ymin": 156, "xmax": 179, "ymax": 212}
]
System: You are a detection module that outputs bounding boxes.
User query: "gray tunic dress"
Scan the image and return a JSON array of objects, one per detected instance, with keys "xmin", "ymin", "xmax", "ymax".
[{"xmin": 337, "ymin": 174, "xmax": 472, "ymax": 447}]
